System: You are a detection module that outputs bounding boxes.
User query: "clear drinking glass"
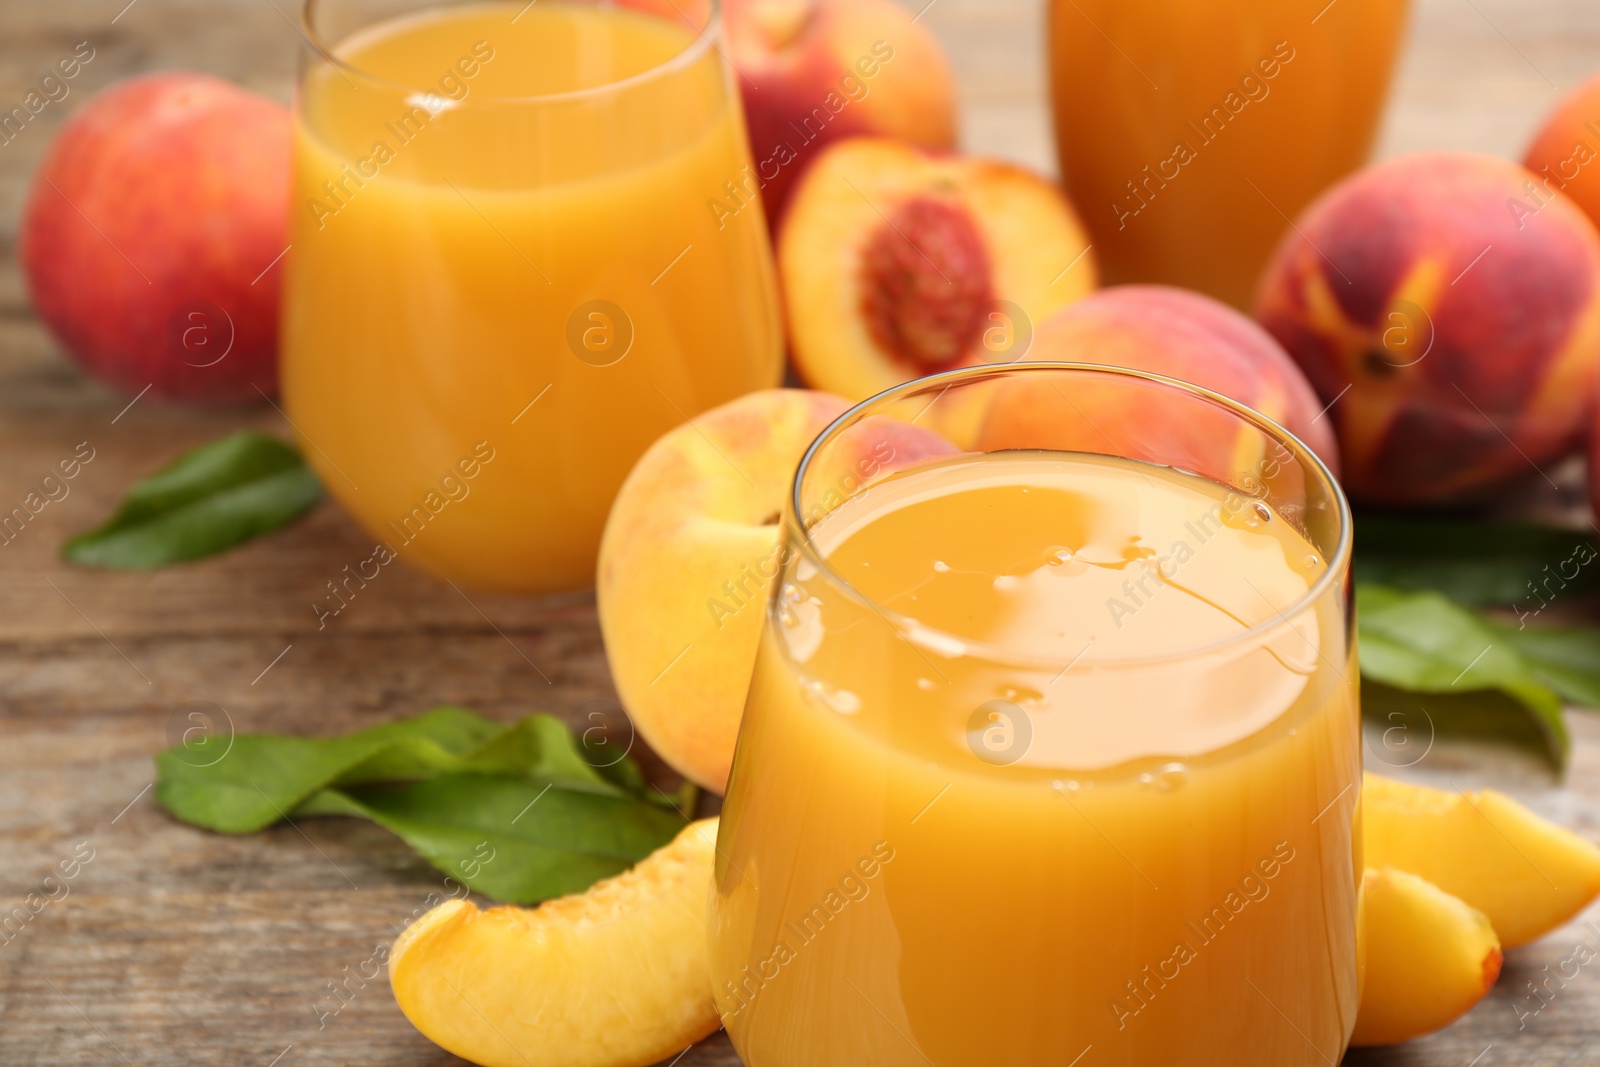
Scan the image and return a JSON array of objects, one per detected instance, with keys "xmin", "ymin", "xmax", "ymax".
[
  {"xmin": 1050, "ymin": 0, "xmax": 1411, "ymax": 308},
  {"xmin": 710, "ymin": 362, "xmax": 1358, "ymax": 1065},
  {"xmin": 281, "ymin": 0, "xmax": 781, "ymax": 593}
]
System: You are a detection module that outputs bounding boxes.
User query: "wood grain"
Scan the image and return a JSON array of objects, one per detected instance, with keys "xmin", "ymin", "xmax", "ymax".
[{"xmin": 2, "ymin": 1, "xmax": 1599, "ymax": 1064}]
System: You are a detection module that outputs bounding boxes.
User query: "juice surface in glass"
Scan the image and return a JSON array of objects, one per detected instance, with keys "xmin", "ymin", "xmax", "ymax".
[
  {"xmin": 1049, "ymin": 0, "xmax": 1410, "ymax": 307},
  {"xmin": 711, "ymin": 413, "xmax": 1359, "ymax": 1064},
  {"xmin": 283, "ymin": 0, "xmax": 781, "ymax": 593}
]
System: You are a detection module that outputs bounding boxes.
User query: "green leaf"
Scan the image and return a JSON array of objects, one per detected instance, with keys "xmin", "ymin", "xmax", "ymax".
[
  {"xmin": 1493, "ymin": 624, "xmax": 1600, "ymax": 710},
  {"xmin": 63, "ymin": 431, "xmax": 322, "ymax": 569},
  {"xmin": 296, "ymin": 775, "xmax": 687, "ymax": 903},
  {"xmin": 155, "ymin": 707, "xmax": 642, "ymax": 834},
  {"xmin": 1354, "ymin": 514, "xmax": 1599, "ymax": 608},
  {"xmin": 155, "ymin": 706, "xmax": 504, "ymax": 833},
  {"xmin": 1361, "ymin": 680, "xmax": 1560, "ymax": 768},
  {"xmin": 1356, "ymin": 583, "xmax": 1569, "ymax": 767}
]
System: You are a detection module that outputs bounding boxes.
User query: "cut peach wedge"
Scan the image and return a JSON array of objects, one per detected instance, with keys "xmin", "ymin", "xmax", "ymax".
[
  {"xmin": 1364, "ymin": 772, "xmax": 1600, "ymax": 948},
  {"xmin": 389, "ymin": 818, "xmax": 721, "ymax": 1067},
  {"xmin": 1353, "ymin": 867, "xmax": 1503, "ymax": 1047},
  {"xmin": 779, "ymin": 137, "xmax": 1097, "ymax": 402}
]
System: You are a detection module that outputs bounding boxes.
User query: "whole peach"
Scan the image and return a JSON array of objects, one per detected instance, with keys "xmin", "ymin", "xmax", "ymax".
[
  {"xmin": 1524, "ymin": 71, "xmax": 1600, "ymax": 234},
  {"xmin": 21, "ymin": 72, "xmax": 290, "ymax": 403},
  {"xmin": 985, "ymin": 286, "xmax": 1337, "ymax": 470},
  {"xmin": 723, "ymin": 0, "xmax": 957, "ymax": 225},
  {"xmin": 1255, "ymin": 152, "xmax": 1600, "ymax": 506},
  {"xmin": 598, "ymin": 388, "xmax": 956, "ymax": 792}
]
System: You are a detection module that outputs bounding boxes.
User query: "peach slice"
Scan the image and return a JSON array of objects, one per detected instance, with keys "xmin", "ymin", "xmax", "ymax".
[
  {"xmin": 1352, "ymin": 867, "xmax": 1502, "ymax": 1047},
  {"xmin": 1363, "ymin": 772, "xmax": 1600, "ymax": 948},
  {"xmin": 389, "ymin": 818, "xmax": 721, "ymax": 1067},
  {"xmin": 598, "ymin": 388, "xmax": 956, "ymax": 792},
  {"xmin": 780, "ymin": 136, "xmax": 1098, "ymax": 401}
]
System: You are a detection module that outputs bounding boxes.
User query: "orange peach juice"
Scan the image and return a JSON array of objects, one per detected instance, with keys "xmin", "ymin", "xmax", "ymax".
[
  {"xmin": 1049, "ymin": 0, "xmax": 1409, "ymax": 307},
  {"xmin": 711, "ymin": 450, "xmax": 1360, "ymax": 1064},
  {"xmin": 282, "ymin": 1, "xmax": 781, "ymax": 592}
]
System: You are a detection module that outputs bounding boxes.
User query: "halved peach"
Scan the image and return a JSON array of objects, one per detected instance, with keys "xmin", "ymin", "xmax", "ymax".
[
  {"xmin": 780, "ymin": 136, "xmax": 1098, "ymax": 401},
  {"xmin": 1364, "ymin": 772, "xmax": 1600, "ymax": 948},
  {"xmin": 389, "ymin": 818, "xmax": 721, "ymax": 1067},
  {"xmin": 1352, "ymin": 866, "xmax": 1502, "ymax": 1047}
]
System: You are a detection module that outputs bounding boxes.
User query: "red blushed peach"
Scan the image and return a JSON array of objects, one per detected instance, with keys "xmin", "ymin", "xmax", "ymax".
[
  {"xmin": 1524, "ymin": 71, "xmax": 1600, "ymax": 234},
  {"xmin": 975, "ymin": 285, "xmax": 1339, "ymax": 486},
  {"xmin": 597, "ymin": 389, "xmax": 956, "ymax": 792},
  {"xmin": 21, "ymin": 72, "xmax": 290, "ymax": 403},
  {"xmin": 781, "ymin": 136, "xmax": 1098, "ymax": 402},
  {"xmin": 1255, "ymin": 152, "xmax": 1600, "ymax": 506},
  {"xmin": 724, "ymin": 0, "xmax": 956, "ymax": 224}
]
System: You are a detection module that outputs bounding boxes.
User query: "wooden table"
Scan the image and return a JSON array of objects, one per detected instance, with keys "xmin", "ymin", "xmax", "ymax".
[{"xmin": 2, "ymin": 1, "xmax": 1599, "ymax": 1064}]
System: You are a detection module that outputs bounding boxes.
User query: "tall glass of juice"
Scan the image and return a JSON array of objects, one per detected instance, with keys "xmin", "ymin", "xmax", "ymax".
[
  {"xmin": 1049, "ymin": 0, "xmax": 1410, "ymax": 307},
  {"xmin": 710, "ymin": 363, "xmax": 1358, "ymax": 1065},
  {"xmin": 283, "ymin": 0, "xmax": 782, "ymax": 593}
]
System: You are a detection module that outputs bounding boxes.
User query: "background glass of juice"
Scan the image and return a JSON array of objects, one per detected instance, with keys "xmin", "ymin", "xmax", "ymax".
[
  {"xmin": 1049, "ymin": 0, "xmax": 1411, "ymax": 308},
  {"xmin": 710, "ymin": 363, "xmax": 1358, "ymax": 1065},
  {"xmin": 282, "ymin": 0, "xmax": 782, "ymax": 593}
]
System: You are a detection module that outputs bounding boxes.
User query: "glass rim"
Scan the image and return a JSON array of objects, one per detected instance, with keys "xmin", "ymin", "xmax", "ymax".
[
  {"xmin": 300, "ymin": 0, "xmax": 722, "ymax": 105},
  {"xmin": 786, "ymin": 361, "xmax": 1354, "ymax": 672}
]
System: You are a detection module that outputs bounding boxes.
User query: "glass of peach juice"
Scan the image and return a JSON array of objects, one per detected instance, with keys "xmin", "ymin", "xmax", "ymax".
[
  {"xmin": 281, "ymin": 0, "xmax": 781, "ymax": 593},
  {"xmin": 711, "ymin": 363, "xmax": 1359, "ymax": 1065},
  {"xmin": 1048, "ymin": 0, "xmax": 1411, "ymax": 308}
]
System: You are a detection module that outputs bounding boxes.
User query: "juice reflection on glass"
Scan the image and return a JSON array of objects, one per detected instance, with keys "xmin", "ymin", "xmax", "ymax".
[
  {"xmin": 1049, "ymin": 0, "xmax": 1410, "ymax": 307},
  {"xmin": 283, "ymin": 0, "xmax": 782, "ymax": 593},
  {"xmin": 710, "ymin": 365, "xmax": 1359, "ymax": 1066}
]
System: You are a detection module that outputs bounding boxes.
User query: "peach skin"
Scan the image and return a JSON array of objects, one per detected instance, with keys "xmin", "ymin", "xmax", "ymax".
[
  {"xmin": 975, "ymin": 285, "xmax": 1339, "ymax": 487},
  {"xmin": 724, "ymin": 0, "xmax": 956, "ymax": 224},
  {"xmin": 1352, "ymin": 866, "xmax": 1502, "ymax": 1047},
  {"xmin": 780, "ymin": 137, "xmax": 1098, "ymax": 402},
  {"xmin": 1524, "ymin": 71, "xmax": 1600, "ymax": 235},
  {"xmin": 1363, "ymin": 772, "xmax": 1600, "ymax": 949},
  {"xmin": 597, "ymin": 388, "xmax": 955, "ymax": 792},
  {"xmin": 1255, "ymin": 151, "xmax": 1600, "ymax": 506},
  {"xmin": 21, "ymin": 72, "xmax": 290, "ymax": 403}
]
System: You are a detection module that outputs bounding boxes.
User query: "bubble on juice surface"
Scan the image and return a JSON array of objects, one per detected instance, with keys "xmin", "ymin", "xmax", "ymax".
[
  {"xmin": 999, "ymin": 684, "xmax": 1043, "ymax": 707},
  {"xmin": 1045, "ymin": 546, "xmax": 1074, "ymax": 566},
  {"xmin": 1137, "ymin": 762, "xmax": 1188, "ymax": 792},
  {"xmin": 801, "ymin": 676, "xmax": 861, "ymax": 715},
  {"xmin": 933, "ymin": 560, "xmax": 951, "ymax": 573},
  {"xmin": 778, "ymin": 583, "xmax": 806, "ymax": 627},
  {"xmin": 1253, "ymin": 501, "xmax": 1273, "ymax": 523},
  {"xmin": 993, "ymin": 575, "xmax": 1020, "ymax": 591},
  {"xmin": 916, "ymin": 677, "xmax": 937, "ymax": 691}
]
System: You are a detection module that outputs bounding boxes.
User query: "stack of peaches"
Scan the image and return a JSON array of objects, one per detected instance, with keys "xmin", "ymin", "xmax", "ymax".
[{"xmin": 387, "ymin": 3, "xmax": 1600, "ymax": 1067}]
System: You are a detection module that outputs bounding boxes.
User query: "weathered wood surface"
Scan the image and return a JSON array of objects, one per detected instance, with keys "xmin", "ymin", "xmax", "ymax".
[{"xmin": 2, "ymin": 0, "xmax": 1600, "ymax": 1064}]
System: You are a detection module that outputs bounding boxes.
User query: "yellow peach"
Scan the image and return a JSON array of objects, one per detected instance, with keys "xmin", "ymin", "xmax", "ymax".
[
  {"xmin": 598, "ymin": 388, "xmax": 955, "ymax": 792},
  {"xmin": 1364, "ymin": 772, "xmax": 1600, "ymax": 948},
  {"xmin": 1352, "ymin": 866, "xmax": 1502, "ymax": 1047},
  {"xmin": 780, "ymin": 137, "xmax": 1098, "ymax": 402},
  {"xmin": 389, "ymin": 818, "xmax": 721, "ymax": 1067}
]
